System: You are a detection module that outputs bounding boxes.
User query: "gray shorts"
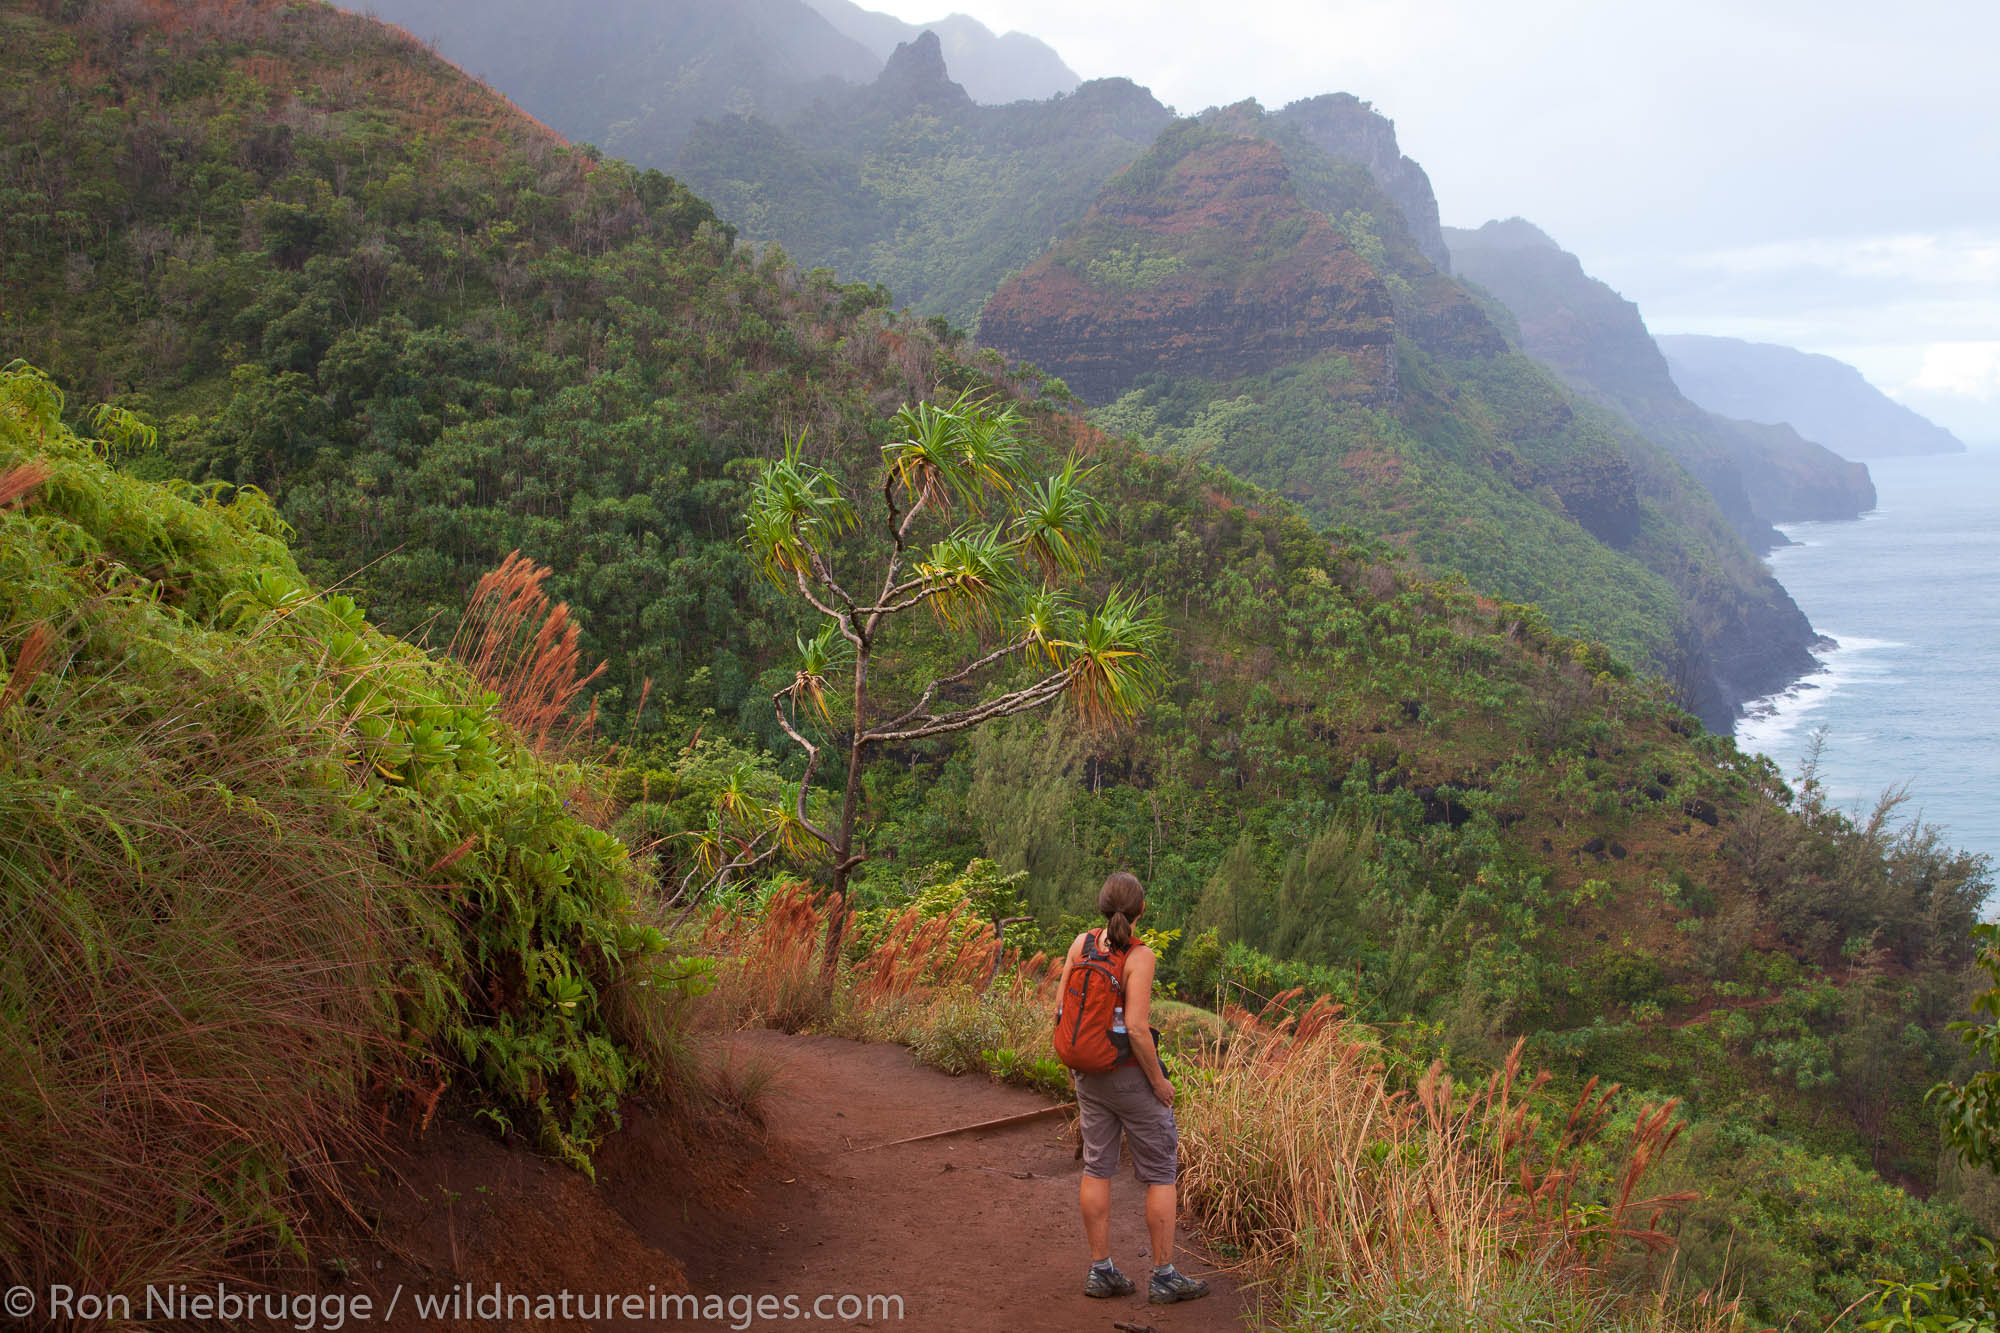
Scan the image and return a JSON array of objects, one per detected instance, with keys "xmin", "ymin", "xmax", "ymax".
[{"xmin": 1076, "ymin": 1063, "xmax": 1179, "ymax": 1186}]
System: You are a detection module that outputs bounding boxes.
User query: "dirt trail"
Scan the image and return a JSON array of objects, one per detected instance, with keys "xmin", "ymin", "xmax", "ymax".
[
  {"xmin": 640, "ymin": 1031, "xmax": 1250, "ymax": 1332},
  {"xmin": 337, "ymin": 1032, "xmax": 1251, "ymax": 1332}
]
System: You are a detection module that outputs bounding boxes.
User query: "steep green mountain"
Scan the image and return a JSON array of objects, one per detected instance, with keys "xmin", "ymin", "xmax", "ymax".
[
  {"xmin": 801, "ymin": 0, "xmax": 1079, "ymax": 104},
  {"xmin": 351, "ymin": 0, "xmax": 880, "ymax": 160},
  {"xmin": 1274, "ymin": 93, "xmax": 1453, "ymax": 273},
  {"xmin": 1446, "ymin": 220, "xmax": 1877, "ymax": 538},
  {"xmin": 1660, "ymin": 333, "xmax": 1967, "ymax": 460},
  {"xmin": 676, "ymin": 33, "xmax": 1172, "ymax": 325},
  {"xmin": 1, "ymin": 3, "xmax": 1989, "ymax": 1319},
  {"xmin": 983, "ymin": 109, "xmax": 1818, "ymax": 728}
]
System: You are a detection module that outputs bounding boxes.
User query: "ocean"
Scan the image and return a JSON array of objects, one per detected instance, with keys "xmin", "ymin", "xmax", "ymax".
[{"xmin": 1735, "ymin": 448, "xmax": 2000, "ymax": 870}]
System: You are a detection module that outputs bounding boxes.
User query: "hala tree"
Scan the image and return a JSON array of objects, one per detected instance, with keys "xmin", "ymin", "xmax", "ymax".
[{"xmin": 743, "ymin": 393, "xmax": 1163, "ymax": 986}]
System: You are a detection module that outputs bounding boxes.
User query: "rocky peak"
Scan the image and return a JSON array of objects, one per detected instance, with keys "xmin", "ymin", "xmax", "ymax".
[
  {"xmin": 869, "ymin": 30, "xmax": 972, "ymax": 112},
  {"xmin": 1276, "ymin": 93, "xmax": 1451, "ymax": 273}
]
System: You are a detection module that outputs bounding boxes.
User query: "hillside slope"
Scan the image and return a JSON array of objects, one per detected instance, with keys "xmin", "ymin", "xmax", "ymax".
[
  {"xmin": 1661, "ymin": 333, "xmax": 1967, "ymax": 460},
  {"xmin": 349, "ymin": 0, "xmax": 879, "ymax": 160},
  {"xmin": 986, "ymin": 110, "xmax": 1818, "ymax": 727},
  {"xmin": 0, "ymin": 357, "xmax": 697, "ymax": 1292},
  {"xmin": 1446, "ymin": 220, "xmax": 1876, "ymax": 539},
  {"xmin": 0, "ymin": 8, "xmax": 1988, "ymax": 1320}
]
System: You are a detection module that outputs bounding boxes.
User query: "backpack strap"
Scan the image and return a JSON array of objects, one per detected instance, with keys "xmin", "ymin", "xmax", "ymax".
[{"xmin": 1084, "ymin": 928, "xmax": 1129, "ymax": 991}]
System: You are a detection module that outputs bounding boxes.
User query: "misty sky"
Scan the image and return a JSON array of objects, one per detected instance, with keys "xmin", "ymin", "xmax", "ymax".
[{"xmin": 873, "ymin": 0, "xmax": 2000, "ymax": 441}]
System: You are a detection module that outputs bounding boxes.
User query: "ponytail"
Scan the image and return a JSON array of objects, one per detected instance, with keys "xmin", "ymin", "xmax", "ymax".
[{"xmin": 1097, "ymin": 871, "xmax": 1145, "ymax": 951}]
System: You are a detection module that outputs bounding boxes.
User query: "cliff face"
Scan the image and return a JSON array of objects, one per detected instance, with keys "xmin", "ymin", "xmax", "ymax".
[
  {"xmin": 1720, "ymin": 418, "xmax": 1877, "ymax": 521},
  {"xmin": 1276, "ymin": 94, "xmax": 1452, "ymax": 273},
  {"xmin": 980, "ymin": 128, "xmax": 1396, "ymax": 405},
  {"xmin": 862, "ymin": 30, "xmax": 972, "ymax": 113},
  {"xmin": 1660, "ymin": 335, "xmax": 1966, "ymax": 460},
  {"xmin": 1445, "ymin": 220, "xmax": 1876, "ymax": 541}
]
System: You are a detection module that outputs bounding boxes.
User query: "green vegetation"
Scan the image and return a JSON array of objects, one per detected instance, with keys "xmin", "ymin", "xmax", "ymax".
[
  {"xmin": 0, "ymin": 361, "xmax": 700, "ymax": 1293},
  {"xmin": 0, "ymin": 3, "xmax": 1992, "ymax": 1326},
  {"xmin": 1098, "ymin": 352, "xmax": 1682, "ymax": 670},
  {"xmin": 676, "ymin": 72, "xmax": 1171, "ymax": 327},
  {"xmin": 742, "ymin": 394, "xmax": 1163, "ymax": 979}
]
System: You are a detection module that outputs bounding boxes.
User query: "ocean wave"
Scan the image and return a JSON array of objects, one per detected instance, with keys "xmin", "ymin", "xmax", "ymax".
[{"xmin": 1734, "ymin": 634, "xmax": 1905, "ymax": 756}]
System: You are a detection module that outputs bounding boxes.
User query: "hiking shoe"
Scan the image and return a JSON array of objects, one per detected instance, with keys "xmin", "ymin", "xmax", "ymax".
[
  {"xmin": 1148, "ymin": 1267, "xmax": 1211, "ymax": 1304},
  {"xmin": 1084, "ymin": 1263, "xmax": 1136, "ymax": 1298}
]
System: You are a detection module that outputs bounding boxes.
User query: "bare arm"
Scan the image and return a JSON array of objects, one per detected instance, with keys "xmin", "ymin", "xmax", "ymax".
[{"xmin": 1122, "ymin": 946, "xmax": 1173, "ymax": 1105}]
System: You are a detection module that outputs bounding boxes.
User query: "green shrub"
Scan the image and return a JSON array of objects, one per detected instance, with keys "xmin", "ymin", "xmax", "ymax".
[{"xmin": 0, "ymin": 365, "xmax": 696, "ymax": 1296}]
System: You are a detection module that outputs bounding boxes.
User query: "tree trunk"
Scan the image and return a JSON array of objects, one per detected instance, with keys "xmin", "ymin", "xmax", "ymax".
[{"xmin": 817, "ymin": 649, "xmax": 871, "ymax": 993}]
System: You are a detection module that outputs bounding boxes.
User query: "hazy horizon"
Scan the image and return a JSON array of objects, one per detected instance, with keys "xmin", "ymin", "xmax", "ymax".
[{"xmin": 862, "ymin": 0, "xmax": 2000, "ymax": 444}]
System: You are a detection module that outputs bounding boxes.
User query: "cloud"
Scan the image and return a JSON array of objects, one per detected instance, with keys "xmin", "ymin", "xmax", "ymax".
[
  {"xmin": 1680, "ymin": 232, "xmax": 2000, "ymax": 288},
  {"xmin": 1911, "ymin": 342, "xmax": 2000, "ymax": 400}
]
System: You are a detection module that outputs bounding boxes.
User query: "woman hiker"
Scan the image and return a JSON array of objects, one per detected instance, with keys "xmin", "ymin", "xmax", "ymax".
[{"xmin": 1056, "ymin": 871, "xmax": 1211, "ymax": 1305}]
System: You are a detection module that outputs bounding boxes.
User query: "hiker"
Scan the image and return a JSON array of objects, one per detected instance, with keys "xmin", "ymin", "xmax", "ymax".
[{"xmin": 1054, "ymin": 871, "xmax": 1210, "ymax": 1305}]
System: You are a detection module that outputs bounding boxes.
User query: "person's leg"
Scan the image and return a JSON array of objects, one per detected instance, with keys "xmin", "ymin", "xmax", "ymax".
[
  {"xmin": 1080, "ymin": 1173, "xmax": 1113, "ymax": 1261},
  {"xmin": 1076, "ymin": 1076, "xmax": 1135, "ymax": 1297},
  {"xmin": 1144, "ymin": 1182, "xmax": 1175, "ymax": 1268}
]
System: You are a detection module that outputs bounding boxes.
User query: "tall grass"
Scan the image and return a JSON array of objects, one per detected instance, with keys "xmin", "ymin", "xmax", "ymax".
[
  {"xmin": 700, "ymin": 884, "xmax": 1745, "ymax": 1332},
  {"xmin": 0, "ymin": 363, "xmax": 698, "ymax": 1307},
  {"xmin": 697, "ymin": 883, "xmax": 1054, "ymax": 1074},
  {"xmin": 448, "ymin": 549, "xmax": 607, "ymax": 755},
  {"xmin": 1178, "ymin": 994, "xmax": 1732, "ymax": 1330},
  {"xmin": 0, "ymin": 624, "xmax": 416, "ymax": 1299}
]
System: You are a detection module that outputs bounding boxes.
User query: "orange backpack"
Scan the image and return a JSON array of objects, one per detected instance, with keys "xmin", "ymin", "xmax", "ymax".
[{"xmin": 1053, "ymin": 930, "xmax": 1129, "ymax": 1075}]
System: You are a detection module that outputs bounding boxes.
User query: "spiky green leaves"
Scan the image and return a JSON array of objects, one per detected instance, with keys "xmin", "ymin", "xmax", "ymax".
[
  {"xmin": 1053, "ymin": 587, "xmax": 1166, "ymax": 728},
  {"xmin": 1013, "ymin": 457, "xmax": 1101, "ymax": 582},
  {"xmin": 915, "ymin": 527, "xmax": 1016, "ymax": 631},
  {"xmin": 783, "ymin": 625, "xmax": 850, "ymax": 726},
  {"xmin": 743, "ymin": 437, "xmax": 855, "ymax": 589},
  {"xmin": 883, "ymin": 391, "xmax": 1024, "ymax": 519}
]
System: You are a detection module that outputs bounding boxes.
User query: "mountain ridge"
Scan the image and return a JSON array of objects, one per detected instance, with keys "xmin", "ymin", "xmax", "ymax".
[
  {"xmin": 1660, "ymin": 333, "xmax": 1967, "ymax": 460},
  {"xmin": 1446, "ymin": 219, "xmax": 1877, "ymax": 540}
]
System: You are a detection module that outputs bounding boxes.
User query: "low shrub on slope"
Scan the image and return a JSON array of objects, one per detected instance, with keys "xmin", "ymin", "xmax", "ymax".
[{"xmin": 0, "ymin": 362, "xmax": 695, "ymax": 1295}]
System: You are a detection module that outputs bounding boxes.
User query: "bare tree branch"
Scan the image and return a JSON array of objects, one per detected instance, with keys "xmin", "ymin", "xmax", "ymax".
[
  {"xmin": 880, "ymin": 634, "xmax": 1031, "ymax": 731},
  {"xmin": 792, "ymin": 567, "xmax": 862, "ymax": 646},
  {"xmin": 771, "ymin": 686, "xmax": 837, "ymax": 850},
  {"xmin": 864, "ymin": 666, "xmax": 1076, "ymax": 744},
  {"xmin": 806, "ymin": 548, "xmax": 859, "ymax": 617},
  {"xmin": 668, "ymin": 830, "xmax": 784, "ymax": 929},
  {"xmin": 869, "ymin": 483, "xmax": 930, "ymax": 638}
]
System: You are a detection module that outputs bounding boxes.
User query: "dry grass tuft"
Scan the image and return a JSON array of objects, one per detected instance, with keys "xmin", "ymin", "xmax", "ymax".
[
  {"xmin": 1178, "ymin": 994, "xmax": 1721, "ymax": 1328},
  {"xmin": 699, "ymin": 883, "xmax": 835, "ymax": 1031},
  {"xmin": 448, "ymin": 550, "xmax": 607, "ymax": 755},
  {"xmin": 0, "ymin": 621, "xmax": 53, "ymax": 723},
  {"xmin": 0, "ymin": 460, "xmax": 49, "ymax": 510}
]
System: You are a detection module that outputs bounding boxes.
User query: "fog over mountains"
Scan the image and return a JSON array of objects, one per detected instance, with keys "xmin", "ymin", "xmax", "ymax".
[
  {"xmin": 802, "ymin": 0, "xmax": 1079, "ymax": 103},
  {"xmin": 1659, "ymin": 335, "xmax": 1968, "ymax": 461}
]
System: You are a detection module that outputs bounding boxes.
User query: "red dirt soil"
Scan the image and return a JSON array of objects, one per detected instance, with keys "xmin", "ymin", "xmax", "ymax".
[{"xmin": 311, "ymin": 1032, "xmax": 1249, "ymax": 1332}]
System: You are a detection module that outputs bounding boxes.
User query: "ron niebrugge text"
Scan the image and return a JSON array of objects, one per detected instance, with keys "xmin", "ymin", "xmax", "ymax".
[{"xmin": 23, "ymin": 1282, "xmax": 906, "ymax": 1329}]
